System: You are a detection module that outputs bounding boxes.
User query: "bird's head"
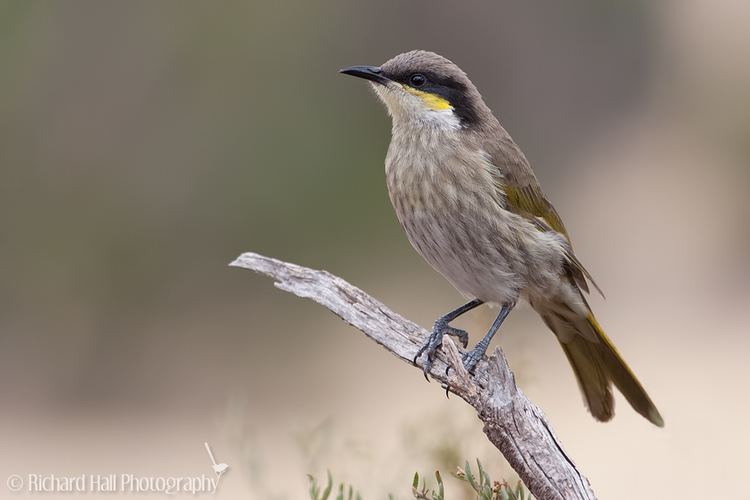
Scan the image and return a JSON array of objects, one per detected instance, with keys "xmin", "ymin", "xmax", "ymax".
[{"xmin": 340, "ymin": 50, "xmax": 489, "ymax": 130}]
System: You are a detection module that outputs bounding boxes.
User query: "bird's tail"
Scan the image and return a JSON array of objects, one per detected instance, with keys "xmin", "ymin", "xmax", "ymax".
[{"xmin": 536, "ymin": 303, "xmax": 664, "ymax": 427}]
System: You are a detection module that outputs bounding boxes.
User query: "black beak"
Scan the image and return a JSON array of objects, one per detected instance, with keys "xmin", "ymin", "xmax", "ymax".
[{"xmin": 339, "ymin": 65, "xmax": 390, "ymax": 85}]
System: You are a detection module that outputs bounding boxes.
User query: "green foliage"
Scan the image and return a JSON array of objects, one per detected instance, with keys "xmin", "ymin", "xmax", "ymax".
[
  {"xmin": 308, "ymin": 471, "xmax": 363, "ymax": 500},
  {"xmin": 308, "ymin": 460, "xmax": 530, "ymax": 500},
  {"xmin": 411, "ymin": 471, "xmax": 444, "ymax": 500},
  {"xmin": 454, "ymin": 460, "xmax": 529, "ymax": 500}
]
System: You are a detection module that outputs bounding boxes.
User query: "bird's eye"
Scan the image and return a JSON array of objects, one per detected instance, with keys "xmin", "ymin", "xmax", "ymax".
[{"xmin": 409, "ymin": 73, "xmax": 426, "ymax": 87}]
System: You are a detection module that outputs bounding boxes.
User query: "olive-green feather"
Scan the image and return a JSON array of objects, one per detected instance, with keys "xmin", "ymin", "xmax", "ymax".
[
  {"xmin": 538, "ymin": 306, "xmax": 665, "ymax": 427},
  {"xmin": 503, "ymin": 183, "xmax": 604, "ymax": 297},
  {"xmin": 486, "ymin": 135, "xmax": 602, "ymax": 295},
  {"xmin": 504, "ymin": 184, "xmax": 569, "ymax": 237}
]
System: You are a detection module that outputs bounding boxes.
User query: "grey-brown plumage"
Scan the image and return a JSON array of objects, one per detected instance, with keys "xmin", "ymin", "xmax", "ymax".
[{"xmin": 340, "ymin": 50, "xmax": 663, "ymax": 426}]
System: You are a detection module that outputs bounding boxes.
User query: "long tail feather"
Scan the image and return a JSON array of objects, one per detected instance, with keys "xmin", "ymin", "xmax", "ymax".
[{"xmin": 538, "ymin": 306, "xmax": 664, "ymax": 427}]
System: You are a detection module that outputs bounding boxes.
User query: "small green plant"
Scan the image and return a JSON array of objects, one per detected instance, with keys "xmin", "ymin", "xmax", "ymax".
[
  {"xmin": 308, "ymin": 460, "xmax": 530, "ymax": 500},
  {"xmin": 411, "ymin": 470, "xmax": 444, "ymax": 500},
  {"xmin": 454, "ymin": 460, "xmax": 528, "ymax": 500},
  {"xmin": 308, "ymin": 471, "xmax": 363, "ymax": 500}
]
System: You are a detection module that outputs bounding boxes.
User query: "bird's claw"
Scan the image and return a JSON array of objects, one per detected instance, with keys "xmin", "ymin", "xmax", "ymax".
[
  {"xmin": 461, "ymin": 345, "xmax": 485, "ymax": 374},
  {"xmin": 444, "ymin": 344, "xmax": 485, "ymax": 398},
  {"xmin": 413, "ymin": 320, "xmax": 469, "ymax": 381},
  {"xmin": 446, "ymin": 325, "xmax": 469, "ymax": 348},
  {"xmin": 444, "ymin": 344, "xmax": 487, "ymax": 378}
]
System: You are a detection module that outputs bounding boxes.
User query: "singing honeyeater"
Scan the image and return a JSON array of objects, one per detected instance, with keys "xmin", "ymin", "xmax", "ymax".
[{"xmin": 340, "ymin": 50, "xmax": 663, "ymax": 426}]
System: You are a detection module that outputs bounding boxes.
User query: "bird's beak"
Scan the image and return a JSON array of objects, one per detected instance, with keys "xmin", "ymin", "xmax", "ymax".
[{"xmin": 339, "ymin": 65, "xmax": 390, "ymax": 85}]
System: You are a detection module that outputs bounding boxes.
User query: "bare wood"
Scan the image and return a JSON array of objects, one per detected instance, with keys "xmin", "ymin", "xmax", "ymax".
[{"xmin": 230, "ymin": 252, "xmax": 596, "ymax": 500}]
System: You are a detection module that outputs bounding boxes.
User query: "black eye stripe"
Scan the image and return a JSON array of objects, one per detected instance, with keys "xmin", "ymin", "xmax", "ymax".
[
  {"xmin": 382, "ymin": 68, "xmax": 479, "ymax": 126},
  {"xmin": 385, "ymin": 69, "xmax": 453, "ymax": 88}
]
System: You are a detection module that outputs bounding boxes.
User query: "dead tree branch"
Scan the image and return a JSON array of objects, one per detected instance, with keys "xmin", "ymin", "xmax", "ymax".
[{"xmin": 230, "ymin": 252, "xmax": 596, "ymax": 500}]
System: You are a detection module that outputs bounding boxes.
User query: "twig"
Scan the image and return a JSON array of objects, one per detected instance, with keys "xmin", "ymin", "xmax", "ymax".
[{"xmin": 230, "ymin": 252, "xmax": 596, "ymax": 500}]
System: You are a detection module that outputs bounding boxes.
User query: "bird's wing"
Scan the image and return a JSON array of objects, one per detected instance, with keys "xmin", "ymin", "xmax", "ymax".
[{"xmin": 488, "ymin": 137, "xmax": 604, "ymax": 298}]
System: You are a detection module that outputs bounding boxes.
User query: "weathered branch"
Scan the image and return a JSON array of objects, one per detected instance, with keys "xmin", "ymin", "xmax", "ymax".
[{"xmin": 230, "ymin": 252, "xmax": 596, "ymax": 500}]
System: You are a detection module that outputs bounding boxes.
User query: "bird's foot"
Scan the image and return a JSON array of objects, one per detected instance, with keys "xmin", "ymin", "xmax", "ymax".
[
  {"xmin": 444, "ymin": 342, "xmax": 488, "ymax": 381},
  {"xmin": 443, "ymin": 338, "xmax": 489, "ymax": 398},
  {"xmin": 413, "ymin": 319, "xmax": 469, "ymax": 381},
  {"xmin": 460, "ymin": 344, "xmax": 487, "ymax": 374}
]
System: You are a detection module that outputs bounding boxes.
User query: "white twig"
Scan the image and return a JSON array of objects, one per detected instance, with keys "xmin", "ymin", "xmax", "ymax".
[{"xmin": 230, "ymin": 252, "xmax": 596, "ymax": 500}]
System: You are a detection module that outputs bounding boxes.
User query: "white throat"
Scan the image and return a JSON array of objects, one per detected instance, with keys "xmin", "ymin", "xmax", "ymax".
[{"xmin": 372, "ymin": 83, "xmax": 461, "ymax": 132}]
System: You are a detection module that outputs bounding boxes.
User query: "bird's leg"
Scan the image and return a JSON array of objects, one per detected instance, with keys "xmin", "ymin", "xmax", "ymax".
[
  {"xmin": 413, "ymin": 299, "xmax": 483, "ymax": 380},
  {"xmin": 461, "ymin": 303, "xmax": 514, "ymax": 374}
]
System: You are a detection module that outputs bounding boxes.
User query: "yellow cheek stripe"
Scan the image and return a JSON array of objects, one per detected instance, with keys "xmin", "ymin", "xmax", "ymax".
[{"xmin": 401, "ymin": 85, "xmax": 453, "ymax": 111}]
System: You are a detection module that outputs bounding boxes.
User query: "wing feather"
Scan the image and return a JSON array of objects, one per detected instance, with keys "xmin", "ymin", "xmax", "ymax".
[{"xmin": 487, "ymin": 136, "xmax": 604, "ymax": 298}]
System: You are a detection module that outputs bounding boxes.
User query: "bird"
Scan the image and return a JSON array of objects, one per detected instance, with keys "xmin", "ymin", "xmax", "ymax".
[{"xmin": 339, "ymin": 50, "xmax": 663, "ymax": 427}]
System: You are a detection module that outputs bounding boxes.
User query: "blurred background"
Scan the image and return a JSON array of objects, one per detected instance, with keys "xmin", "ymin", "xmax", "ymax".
[{"xmin": 1, "ymin": 0, "xmax": 748, "ymax": 498}]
